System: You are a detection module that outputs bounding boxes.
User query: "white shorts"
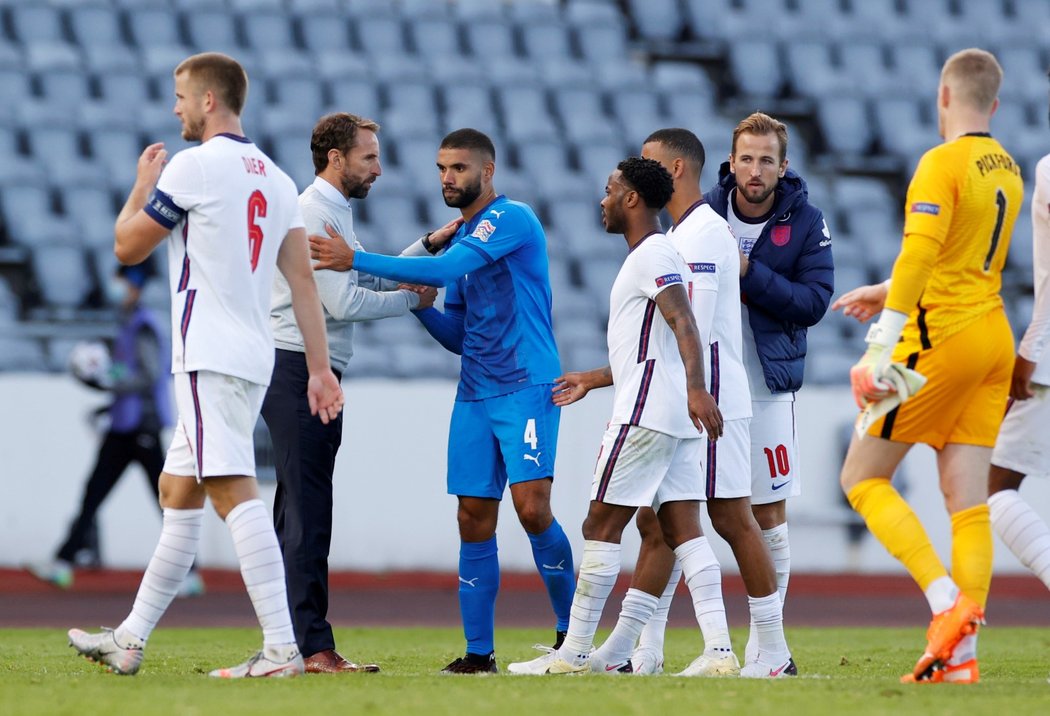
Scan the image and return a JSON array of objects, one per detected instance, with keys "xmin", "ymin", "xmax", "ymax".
[
  {"xmin": 591, "ymin": 424, "xmax": 704, "ymax": 509},
  {"xmin": 991, "ymin": 387, "xmax": 1050, "ymax": 477},
  {"xmin": 749, "ymin": 400, "xmax": 801, "ymax": 505},
  {"xmin": 162, "ymin": 371, "xmax": 266, "ymax": 480},
  {"xmin": 703, "ymin": 418, "xmax": 752, "ymax": 499}
]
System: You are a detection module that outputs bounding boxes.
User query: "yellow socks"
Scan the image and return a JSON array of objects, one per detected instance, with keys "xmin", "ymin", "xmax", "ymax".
[
  {"xmin": 847, "ymin": 477, "xmax": 948, "ymax": 591},
  {"xmin": 951, "ymin": 504, "xmax": 993, "ymax": 609}
]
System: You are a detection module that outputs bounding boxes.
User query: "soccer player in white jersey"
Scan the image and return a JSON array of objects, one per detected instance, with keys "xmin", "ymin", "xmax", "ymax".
[
  {"xmin": 600, "ymin": 129, "xmax": 794, "ymax": 678},
  {"xmin": 67, "ymin": 53, "xmax": 343, "ymax": 678},
  {"xmin": 987, "ymin": 145, "xmax": 1050, "ymax": 593},
  {"xmin": 507, "ymin": 157, "xmax": 724, "ymax": 675}
]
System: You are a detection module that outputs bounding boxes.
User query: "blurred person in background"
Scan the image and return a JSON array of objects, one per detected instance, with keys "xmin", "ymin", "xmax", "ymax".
[{"xmin": 29, "ymin": 259, "xmax": 204, "ymax": 597}]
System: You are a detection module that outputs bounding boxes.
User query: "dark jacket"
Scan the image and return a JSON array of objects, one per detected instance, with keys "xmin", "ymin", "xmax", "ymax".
[{"xmin": 704, "ymin": 163, "xmax": 834, "ymax": 393}]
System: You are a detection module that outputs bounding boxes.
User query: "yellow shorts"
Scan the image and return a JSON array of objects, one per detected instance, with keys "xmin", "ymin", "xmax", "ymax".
[{"xmin": 866, "ymin": 309, "xmax": 1014, "ymax": 448}]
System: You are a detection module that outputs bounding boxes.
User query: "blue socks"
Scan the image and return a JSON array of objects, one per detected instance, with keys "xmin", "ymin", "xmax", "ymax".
[
  {"xmin": 459, "ymin": 536, "xmax": 500, "ymax": 656},
  {"xmin": 528, "ymin": 519, "xmax": 575, "ymax": 632}
]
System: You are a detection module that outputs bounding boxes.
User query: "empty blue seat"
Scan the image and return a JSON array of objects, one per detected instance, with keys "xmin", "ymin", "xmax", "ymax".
[
  {"xmin": 625, "ymin": 0, "xmax": 683, "ymax": 42},
  {"xmin": 9, "ymin": 3, "xmax": 64, "ymax": 44},
  {"xmin": 63, "ymin": 186, "xmax": 117, "ymax": 250},
  {"xmin": 184, "ymin": 9, "xmax": 242, "ymax": 54},
  {"xmin": 407, "ymin": 17, "xmax": 461, "ymax": 58},
  {"xmin": 34, "ymin": 245, "xmax": 93, "ymax": 309},
  {"xmin": 727, "ymin": 40, "xmax": 783, "ymax": 97},
  {"xmin": 127, "ymin": 7, "xmax": 185, "ymax": 49},
  {"xmin": 818, "ymin": 95, "xmax": 872, "ymax": 156},
  {"xmin": 463, "ymin": 18, "xmax": 519, "ymax": 58},
  {"xmin": 299, "ymin": 9, "xmax": 354, "ymax": 53},
  {"xmin": 385, "ymin": 81, "xmax": 436, "ymax": 116},
  {"xmin": 242, "ymin": 11, "xmax": 298, "ymax": 51},
  {"xmin": 521, "ymin": 20, "xmax": 574, "ymax": 60},
  {"xmin": 354, "ymin": 16, "xmax": 407, "ymax": 55}
]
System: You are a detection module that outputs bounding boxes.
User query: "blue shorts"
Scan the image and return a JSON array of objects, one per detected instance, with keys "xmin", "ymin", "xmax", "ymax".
[{"xmin": 447, "ymin": 384, "xmax": 560, "ymax": 499}]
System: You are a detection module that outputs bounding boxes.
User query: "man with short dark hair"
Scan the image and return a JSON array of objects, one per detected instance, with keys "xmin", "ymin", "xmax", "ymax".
[
  {"xmin": 264, "ymin": 112, "xmax": 438, "ymax": 674},
  {"xmin": 506, "ymin": 157, "xmax": 723, "ymax": 675},
  {"xmin": 309, "ymin": 128, "xmax": 575, "ymax": 675}
]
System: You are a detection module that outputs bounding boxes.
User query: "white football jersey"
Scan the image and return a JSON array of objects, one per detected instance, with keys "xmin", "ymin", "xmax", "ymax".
[
  {"xmin": 667, "ymin": 201, "xmax": 751, "ymax": 421},
  {"xmin": 607, "ymin": 232, "xmax": 699, "ymax": 438},
  {"xmin": 145, "ymin": 133, "xmax": 304, "ymax": 385},
  {"xmin": 727, "ymin": 190, "xmax": 792, "ymax": 402},
  {"xmin": 1020, "ymin": 154, "xmax": 1050, "ymax": 386}
]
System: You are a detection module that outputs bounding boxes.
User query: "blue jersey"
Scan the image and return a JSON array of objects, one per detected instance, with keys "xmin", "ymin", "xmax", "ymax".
[
  {"xmin": 351, "ymin": 195, "xmax": 561, "ymax": 401},
  {"xmin": 447, "ymin": 195, "xmax": 561, "ymax": 400}
]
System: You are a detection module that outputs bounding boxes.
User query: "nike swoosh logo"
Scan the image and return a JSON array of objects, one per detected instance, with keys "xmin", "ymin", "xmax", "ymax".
[
  {"xmin": 768, "ymin": 662, "xmax": 789, "ymax": 677},
  {"xmin": 771, "ymin": 481, "xmax": 789, "ymax": 490},
  {"xmin": 605, "ymin": 663, "xmax": 624, "ymax": 672}
]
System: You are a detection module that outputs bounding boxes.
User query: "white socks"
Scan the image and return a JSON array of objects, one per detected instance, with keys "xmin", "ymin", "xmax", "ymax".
[
  {"xmin": 120, "ymin": 507, "xmax": 204, "ymax": 643},
  {"xmin": 559, "ymin": 540, "xmax": 621, "ymax": 659},
  {"xmin": 748, "ymin": 592, "xmax": 789, "ymax": 664},
  {"xmin": 226, "ymin": 499, "xmax": 296, "ymax": 647},
  {"xmin": 762, "ymin": 523, "xmax": 791, "ymax": 606},
  {"xmin": 635, "ymin": 561, "xmax": 681, "ymax": 656},
  {"xmin": 674, "ymin": 536, "xmax": 732, "ymax": 652},
  {"xmin": 924, "ymin": 575, "xmax": 960, "ymax": 614},
  {"xmin": 989, "ymin": 489, "xmax": 1050, "ymax": 589},
  {"xmin": 592, "ymin": 588, "xmax": 659, "ymax": 665}
]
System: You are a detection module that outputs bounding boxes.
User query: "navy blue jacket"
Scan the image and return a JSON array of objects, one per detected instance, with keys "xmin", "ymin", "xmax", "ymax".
[{"xmin": 704, "ymin": 163, "xmax": 834, "ymax": 393}]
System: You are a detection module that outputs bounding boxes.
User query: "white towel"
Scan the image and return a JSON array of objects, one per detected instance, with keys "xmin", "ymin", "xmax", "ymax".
[{"xmin": 854, "ymin": 363, "xmax": 928, "ymax": 438}]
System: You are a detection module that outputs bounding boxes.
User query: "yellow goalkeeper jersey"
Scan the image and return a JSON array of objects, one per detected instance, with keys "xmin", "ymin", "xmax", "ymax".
[{"xmin": 892, "ymin": 133, "xmax": 1023, "ymax": 348}]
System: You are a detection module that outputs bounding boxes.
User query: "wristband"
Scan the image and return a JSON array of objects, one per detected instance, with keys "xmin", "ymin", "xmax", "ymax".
[
  {"xmin": 865, "ymin": 308, "xmax": 908, "ymax": 348},
  {"xmin": 421, "ymin": 232, "xmax": 438, "ymax": 254}
]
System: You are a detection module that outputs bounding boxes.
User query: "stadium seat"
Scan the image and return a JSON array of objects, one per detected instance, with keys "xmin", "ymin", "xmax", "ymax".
[
  {"xmin": 33, "ymin": 244, "xmax": 93, "ymax": 309},
  {"xmin": 837, "ymin": 40, "xmax": 896, "ymax": 97},
  {"xmin": 571, "ymin": 15, "xmax": 628, "ymax": 65},
  {"xmin": 242, "ymin": 11, "xmax": 298, "ymax": 52},
  {"xmin": 97, "ymin": 69, "xmax": 153, "ymax": 107},
  {"xmin": 873, "ymin": 96, "xmax": 938, "ymax": 160},
  {"xmin": 727, "ymin": 40, "xmax": 783, "ymax": 97},
  {"xmin": 407, "ymin": 17, "xmax": 462, "ymax": 58},
  {"xmin": 651, "ymin": 61, "xmax": 717, "ymax": 99},
  {"xmin": 441, "ymin": 84, "xmax": 494, "ymax": 119},
  {"xmin": 8, "ymin": 3, "xmax": 64, "ymax": 44},
  {"xmin": 68, "ymin": 3, "xmax": 125, "ymax": 49},
  {"xmin": 269, "ymin": 71, "xmax": 326, "ymax": 117},
  {"xmin": 442, "ymin": 105, "xmax": 502, "ymax": 144},
  {"xmin": 299, "ymin": 9, "xmax": 354, "ymax": 54},
  {"xmin": 784, "ymin": 41, "xmax": 846, "ymax": 98},
  {"xmin": 184, "ymin": 9, "xmax": 243, "ymax": 55},
  {"xmin": 127, "ymin": 7, "xmax": 186, "ymax": 50},
  {"xmin": 354, "ymin": 16, "xmax": 408, "ymax": 56},
  {"xmin": 63, "ymin": 186, "xmax": 117, "ymax": 250},
  {"xmin": 463, "ymin": 18, "xmax": 519, "ymax": 59},
  {"xmin": 326, "ymin": 75, "xmax": 382, "ymax": 121},
  {"xmin": 817, "ymin": 95, "xmax": 873, "ymax": 156},
  {"xmin": 520, "ymin": 20, "xmax": 575, "ymax": 61},
  {"xmin": 453, "ymin": 0, "xmax": 507, "ymax": 21},
  {"xmin": 498, "ymin": 86, "xmax": 558, "ymax": 142},
  {"xmin": 886, "ymin": 42, "xmax": 941, "ymax": 99},
  {"xmin": 385, "ymin": 80, "xmax": 437, "ymax": 118},
  {"xmin": 838, "ymin": 0, "xmax": 908, "ymax": 40},
  {"xmin": 625, "ymin": 0, "xmax": 684, "ymax": 42}
]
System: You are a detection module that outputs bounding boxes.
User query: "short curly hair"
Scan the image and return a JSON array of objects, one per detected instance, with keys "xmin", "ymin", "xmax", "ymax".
[{"xmin": 618, "ymin": 157, "xmax": 674, "ymax": 209}]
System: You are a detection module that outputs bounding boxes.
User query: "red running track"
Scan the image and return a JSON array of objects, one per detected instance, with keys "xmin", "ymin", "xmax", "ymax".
[{"xmin": 1, "ymin": 568, "xmax": 1047, "ymax": 629}]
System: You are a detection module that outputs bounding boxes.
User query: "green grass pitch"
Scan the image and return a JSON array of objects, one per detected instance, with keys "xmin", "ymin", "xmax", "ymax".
[{"xmin": 3, "ymin": 627, "xmax": 1048, "ymax": 716}]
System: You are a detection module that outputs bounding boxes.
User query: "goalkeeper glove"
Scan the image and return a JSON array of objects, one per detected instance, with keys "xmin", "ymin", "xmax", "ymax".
[{"xmin": 849, "ymin": 309, "xmax": 908, "ymax": 408}]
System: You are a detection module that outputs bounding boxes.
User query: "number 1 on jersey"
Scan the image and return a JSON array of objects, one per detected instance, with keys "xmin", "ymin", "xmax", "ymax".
[
  {"xmin": 247, "ymin": 190, "xmax": 268, "ymax": 272},
  {"xmin": 983, "ymin": 189, "xmax": 1007, "ymax": 272}
]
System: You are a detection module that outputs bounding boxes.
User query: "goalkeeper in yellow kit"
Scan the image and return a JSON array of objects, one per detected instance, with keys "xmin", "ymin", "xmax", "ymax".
[{"xmin": 833, "ymin": 48, "xmax": 1022, "ymax": 684}]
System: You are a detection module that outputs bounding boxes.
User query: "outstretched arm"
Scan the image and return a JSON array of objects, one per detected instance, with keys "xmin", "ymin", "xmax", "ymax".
[{"xmin": 552, "ymin": 366, "xmax": 612, "ymax": 406}]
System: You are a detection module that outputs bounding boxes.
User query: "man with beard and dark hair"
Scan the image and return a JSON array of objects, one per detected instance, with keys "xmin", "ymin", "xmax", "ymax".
[
  {"xmin": 264, "ymin": 112, "xmax": 440, "ymax": 674},
  {"xmin": 508, "ymin": 156, "xmax": 724, "ymax": 676},
  {"xmin": 309, "ymin": 128, "xmax": 575, "ymax": 674}
]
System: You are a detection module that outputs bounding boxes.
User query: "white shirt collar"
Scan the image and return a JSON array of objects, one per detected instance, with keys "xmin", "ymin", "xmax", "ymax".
[{"xmin": 312, "ymin": 175, "xmax": 351, "ymax": 207}]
